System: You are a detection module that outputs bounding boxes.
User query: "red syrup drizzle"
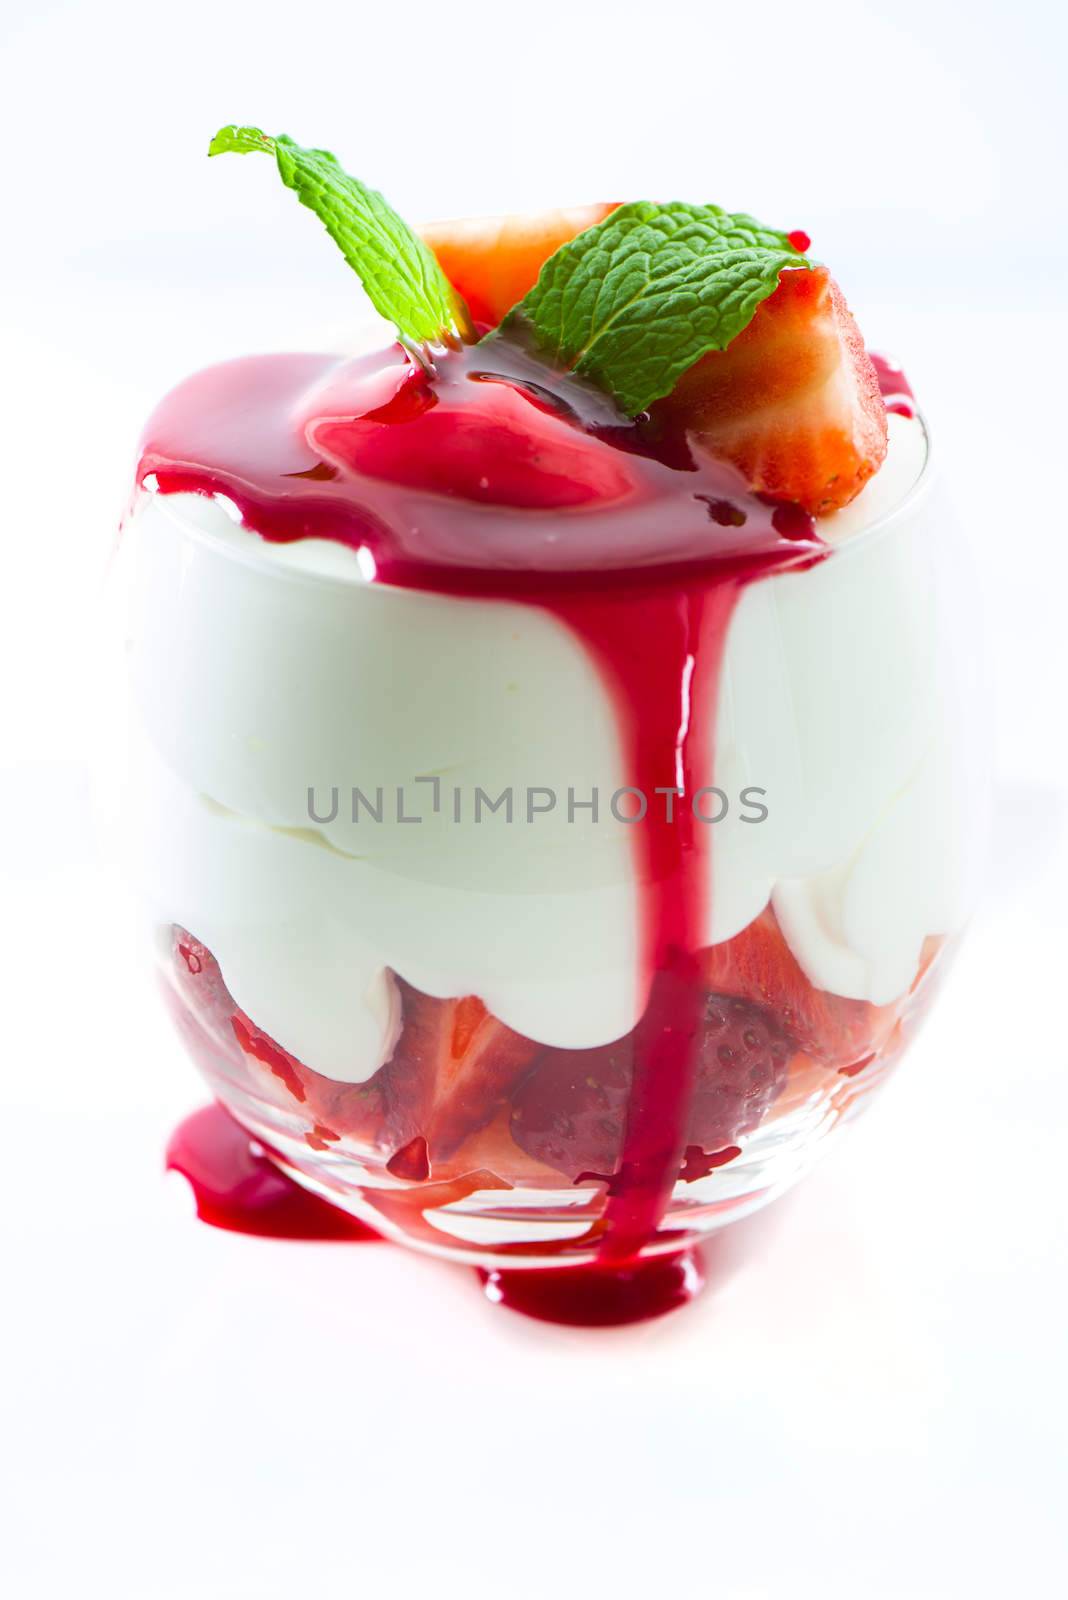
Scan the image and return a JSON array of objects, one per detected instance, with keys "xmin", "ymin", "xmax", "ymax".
[{"xmin": 140, "ymin": 335, "xmax": 828, "ymax": 1323}]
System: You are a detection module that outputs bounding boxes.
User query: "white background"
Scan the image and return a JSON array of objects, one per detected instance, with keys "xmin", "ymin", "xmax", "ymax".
[{"xmin": 2, "ymin": 1, "xmax": 1067, "ymax": 1595}]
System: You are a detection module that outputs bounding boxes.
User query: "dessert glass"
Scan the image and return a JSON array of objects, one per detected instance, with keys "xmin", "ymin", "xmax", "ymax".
[{"xmin": 124, "ymin": 408, "xmax": 981, "ymax": 1273}]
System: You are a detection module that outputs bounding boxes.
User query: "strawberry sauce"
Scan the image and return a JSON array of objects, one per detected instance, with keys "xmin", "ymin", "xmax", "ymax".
[
  {"xmin": 140, "ymin": 337, "xmax": 825, "ymax": 1322},
  {"xmin": 167, "ymin": 1103, "xmax": 380, "ymax": 1241}
]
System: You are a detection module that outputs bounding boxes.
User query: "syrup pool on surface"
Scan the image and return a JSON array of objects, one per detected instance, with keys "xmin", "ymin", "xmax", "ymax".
[
  {"xmin": 166, "ymin": 1103, "xmax": 380, "ymax": 1241},
  {"xmin": 137, "ymin": 332, "xmax": 910, "ymax": 1303}
]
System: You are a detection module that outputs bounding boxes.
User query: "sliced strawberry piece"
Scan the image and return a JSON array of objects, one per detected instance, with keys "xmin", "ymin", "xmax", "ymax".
[
  {"xmin": 654, "ymin": 264, "xmax": 887, "ymax": 514},
  {"xmin": 423, "ymin": 207, "xmax": 885, "ymax": 513},
  {"xmin": 509, "ymin": 1042, "xmax": 632, "ymax": 1181},
  {"xmin": 701, "ymin": 907, "xmax": 895, "ymax": 1070},
  {"xmin": 510, "ymin": 993, "xmax": 792, "ymax": 1183},
  {"xmin": 382, "ymin": 979, "xmax": 540, "ymax": 1163},
  {"xmin": 691, "ymin": 993, "xmax": 792, "ymax": 1149},
  {"xmin": 420, "ymin": 204, "xmax": 617, "ymax": 327}
]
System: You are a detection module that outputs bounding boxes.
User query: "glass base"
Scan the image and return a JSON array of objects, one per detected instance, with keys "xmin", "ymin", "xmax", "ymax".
[
  {"xmin": 161, "ymin": 920, "xmax": 946, "ymax": 1273},
  {"xmin": 185, "ymin": 1055, "xmax": 884, "ymax": 1272}
]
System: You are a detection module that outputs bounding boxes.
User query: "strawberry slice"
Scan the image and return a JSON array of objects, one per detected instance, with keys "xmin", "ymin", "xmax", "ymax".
[
  {"xmin": 691, "ymin": 993, "xmax": 793, "ymax": 1150},
  {"xmin": 422, "ymin": 206, "xmax": 886, "ymax": 514},
  {"xmin": 701, "ymin": 907, "xmax": 895, "ymax": 1071},
  {"xmin": 509, "ymin": 993, "xmax": 792, "ymax": 1183},
  {"xmin": 381, "ymin": 979, "xmax": 540, "ymax": 1162},
  {"xmin": 509, "ymin": 1041, "xmax": 632, "ymax": 1181},
  {"xmin": 653, "ymin": 264, "xmax": 887, "ymax": 513},
  {"xmin": 419, "ymin": 204, "xmax": 617, "ymax": 327}
]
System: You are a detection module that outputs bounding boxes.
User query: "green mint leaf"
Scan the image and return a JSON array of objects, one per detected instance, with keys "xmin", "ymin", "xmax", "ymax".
[
  {"xmin": 504, "ymin": 201, "xmax": 810, "ymax": 415},
  {"xmin": 207, "ymin": 125, "xmax": 275, "ymax": 156},
  {"xmin": 208, "ymin": 125, "xmax": 465, "ymax": 350}
]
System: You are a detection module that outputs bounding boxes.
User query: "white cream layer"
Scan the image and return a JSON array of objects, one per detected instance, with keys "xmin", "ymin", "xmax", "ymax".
[{"xmin": 124, "ymin": 413, "xmax": 983, "ymax": 1081}]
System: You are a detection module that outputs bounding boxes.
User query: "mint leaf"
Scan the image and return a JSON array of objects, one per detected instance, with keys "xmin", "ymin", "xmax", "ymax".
[
  {"xmin": 208, "ymin": 125, "xmax": 466, "ymax": 350},
  {"xmin": 208, "ymin": 125, "xmax": 275, "ymax": 156},
  {"xmin": 504, "ymin": 201, "xmax": 809, "ymax": 415}
]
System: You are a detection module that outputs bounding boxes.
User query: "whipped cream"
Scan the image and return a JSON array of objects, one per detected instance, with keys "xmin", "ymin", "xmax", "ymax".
[{"xmin": 123, "ymin": 412, "xmax": 981, "ymax": 1080}]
